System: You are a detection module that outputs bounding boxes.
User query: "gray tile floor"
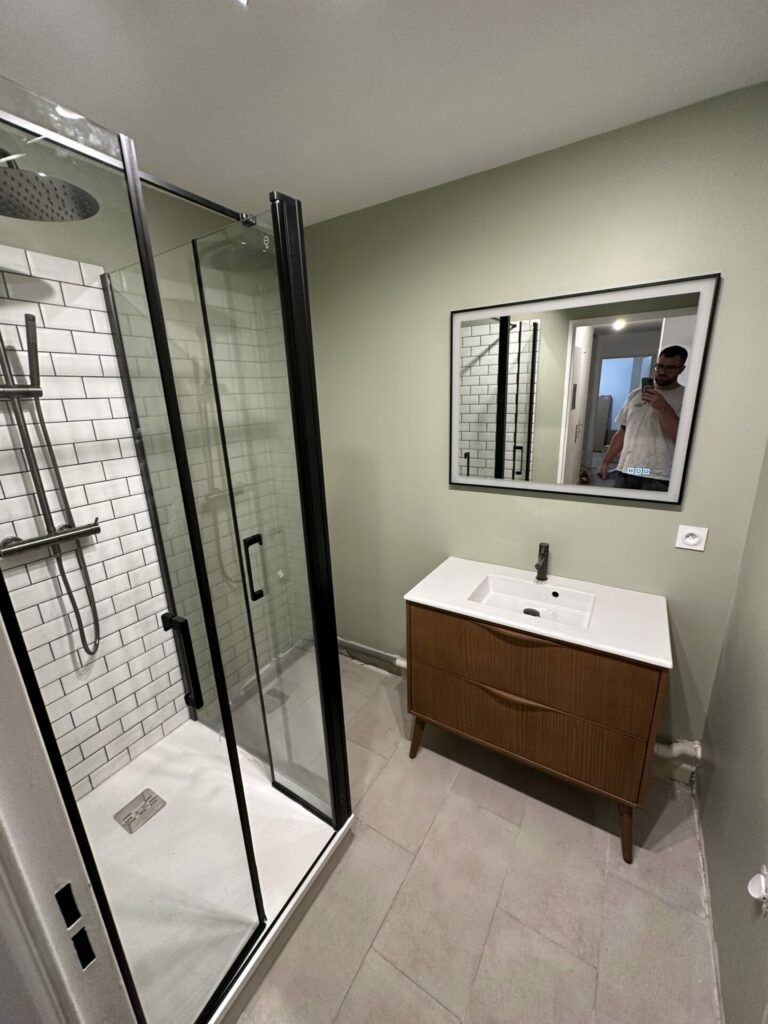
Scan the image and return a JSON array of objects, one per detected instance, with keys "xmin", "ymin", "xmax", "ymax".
[{"xmin": 238, "ymin": 657, "xmax": 721, "ymax": 1024}]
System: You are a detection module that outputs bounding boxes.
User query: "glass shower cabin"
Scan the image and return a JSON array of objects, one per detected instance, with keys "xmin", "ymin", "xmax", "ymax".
[{"xmin": 0, "ymin": 80, "xmax": 350, "ymax": 1024}]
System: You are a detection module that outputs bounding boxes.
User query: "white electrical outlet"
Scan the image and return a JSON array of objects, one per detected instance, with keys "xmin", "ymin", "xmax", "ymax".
[{"xmin": 675, "ymin": 525, "xmax": 708, "ymax": 551}]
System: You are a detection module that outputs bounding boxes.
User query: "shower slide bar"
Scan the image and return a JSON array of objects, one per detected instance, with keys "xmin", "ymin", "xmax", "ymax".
[{"xmin": 0, "ymin": 314, "xmax": 101, "ymax": 655}]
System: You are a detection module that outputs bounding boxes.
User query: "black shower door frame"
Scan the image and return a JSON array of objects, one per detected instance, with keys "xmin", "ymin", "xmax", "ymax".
[
  {"xmin": 121, "ymin": 153, "xmax": 351, "ymax": 1014},
  {"xmin": 123, "ymin": 151, "xmax": 352, "ymax": 831},
  {"xmin": 0, "ymin": 104, "xmax": 351, "ymax": 1024}
]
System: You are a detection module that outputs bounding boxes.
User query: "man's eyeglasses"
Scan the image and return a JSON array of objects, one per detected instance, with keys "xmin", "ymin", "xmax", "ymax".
[{"xmin": 653, "ymin": 362, "xmax": 684, "ymax": 372}]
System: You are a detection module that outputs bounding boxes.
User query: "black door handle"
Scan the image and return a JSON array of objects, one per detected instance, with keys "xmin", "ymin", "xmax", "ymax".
[
  {"xmin": 243, "ymin": 533, "xmax": 264, "ymax": 602},
  {"xmin": 161, "ymin": 612, "xmax": 204, "ymax": 710}
]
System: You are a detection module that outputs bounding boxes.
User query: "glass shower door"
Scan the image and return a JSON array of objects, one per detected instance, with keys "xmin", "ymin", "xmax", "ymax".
[
  {"xmin": 192, "ymin": 209, "xmax": 343, "ymax": 820},
  {"xmin": 0, "ymin": 109, "xmax": 265, "ymax": 1024}
]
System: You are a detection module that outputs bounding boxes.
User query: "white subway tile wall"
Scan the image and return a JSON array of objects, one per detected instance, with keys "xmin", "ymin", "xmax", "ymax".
[
  {"xmin": 458, "ymin": 319, "xmax": 538, "ymax": 479},
  {"xmin": 0, "ymin": 245, "xmax": 187, "ymax": 799},
  {"xmin": 107, "ymin": 246, "xmax": 312, "ymax": 765}
]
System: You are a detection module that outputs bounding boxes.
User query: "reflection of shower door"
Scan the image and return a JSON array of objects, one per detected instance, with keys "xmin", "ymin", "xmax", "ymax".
[{"xmin": 504, "ymin": 320, "xmax": 539, "ymax": 480}]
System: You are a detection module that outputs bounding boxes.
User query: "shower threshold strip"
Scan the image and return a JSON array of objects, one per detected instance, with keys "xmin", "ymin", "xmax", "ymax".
[{"xmin": 206, "ymin": 818, "xmax": 353, "ymax": 1024}]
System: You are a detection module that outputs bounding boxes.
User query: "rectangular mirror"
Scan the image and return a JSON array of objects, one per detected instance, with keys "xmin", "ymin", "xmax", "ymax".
[{"xmin": 450, "ymin": 275, "xmax": 720, "ymax": 503}]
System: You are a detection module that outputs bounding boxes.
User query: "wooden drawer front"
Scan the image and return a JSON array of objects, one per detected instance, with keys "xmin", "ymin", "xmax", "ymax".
[
  {"xmin": 409, "ymin": 661, "xmax": 646, "ymax": 803},
  {"xmin": 408, "ymin": 603, "xmax": 659, "ymax": 738}
]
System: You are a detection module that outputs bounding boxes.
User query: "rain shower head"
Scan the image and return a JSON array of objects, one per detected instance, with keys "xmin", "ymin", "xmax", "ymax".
[
  {"xmin": 204, "ymin": 239, "xmax": 271, "ymax": 274},
  {"xmin": 0, "ymin": 148, "xmax": 99, "ymax": 221}
]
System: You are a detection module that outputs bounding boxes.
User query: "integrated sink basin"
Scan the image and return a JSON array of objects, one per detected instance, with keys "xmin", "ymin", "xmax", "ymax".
[
  {"xmin": 468, "ymin": 573, "xmax": 596, "ymax": 629},
  {"xmin": 404, "ymin": 556, "xmax": 672, "ymax": 668}
]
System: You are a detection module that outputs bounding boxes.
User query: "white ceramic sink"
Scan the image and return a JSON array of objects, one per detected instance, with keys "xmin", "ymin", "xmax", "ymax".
[
  {"xmin": 468, "ymin": 573, "xmax": 596, "ymax": 629},
  {"xmin": 404, "ymin": 557, "xmax": 672, "ymax": 667}
]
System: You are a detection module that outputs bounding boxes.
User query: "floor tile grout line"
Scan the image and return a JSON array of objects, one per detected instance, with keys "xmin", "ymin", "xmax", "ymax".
[
  {"xmin": 493, "ymin": 902, "xmax": 601, "ymax": 975},
  {"xmin": 366, "ymin": 780, "xmax": 454, "ymax": 954},
  {"xmin": 449, "ymin": 769, "xmax": 529, "ymax": 834},
  {"xmin": 361, "ymin": 820, "xmax": 418, "ymax": 858},
  {"xmin": 605, "ymin": 854, "xmax": 709, "ymax": 919},
  {"xmin": 328, "ymin": 942, "xmax": 379, "ymax": 1024},
  {"xmin": 327, "ymin": 811, "xmax": 425, "ymax": 1023},
  {"xmin": 373, "ymin": 947, "xmax": 462, "ymax": 1023},
  {"xmin": 458, "ymin": 817, "xmax": 522, "ymax": 1022}
]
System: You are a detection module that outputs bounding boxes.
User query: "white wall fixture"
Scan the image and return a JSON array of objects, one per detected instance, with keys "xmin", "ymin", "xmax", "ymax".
[
  {"xmin": 675, "ymin": 525, "xmax": 709, "ymax": 551},
  {"xmin": 747, "ymin": 866, "xmax": 768, "ymax": 910}
]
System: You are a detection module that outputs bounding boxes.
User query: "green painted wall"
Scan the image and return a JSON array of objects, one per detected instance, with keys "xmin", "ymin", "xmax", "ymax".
[
  {"xmin": 698, "ymin": 436, "xmax": 768, "ymax": 1024},
  {"xmin": 306, "ymin": 82, "xmax": 768, "ymax": 744}
]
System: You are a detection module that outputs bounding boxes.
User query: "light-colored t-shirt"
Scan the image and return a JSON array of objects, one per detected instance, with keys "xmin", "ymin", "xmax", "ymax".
[{"xmin": 616, "ymin": 385, "xmax": 685, "ymax": 481}]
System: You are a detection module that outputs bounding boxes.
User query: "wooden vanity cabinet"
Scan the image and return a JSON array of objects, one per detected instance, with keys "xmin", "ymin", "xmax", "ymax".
[{"xmin": 406, "ymin": 602, "xmax": 668, "ymax": 863}]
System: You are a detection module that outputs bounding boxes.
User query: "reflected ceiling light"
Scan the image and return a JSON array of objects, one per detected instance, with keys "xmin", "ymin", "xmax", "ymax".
[
  {"xmin": 612, "ymin": 318, "xmax": 627, "ymax": 331},
  {"xmin": 235, "ymin": 0, "xmax": 248, "ymax": 6},
  {"xmin": 54, "ymin": 105, "xmax": 82, "ymax": 120}
]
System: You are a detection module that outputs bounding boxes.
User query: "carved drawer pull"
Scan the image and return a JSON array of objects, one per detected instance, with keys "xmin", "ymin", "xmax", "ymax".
[
  {"xmin": 478, "ymin": 622, "xmax": 557, "ymax": 648},
  {"xmin": 466, "ymin": 677, "xmax": 551, "ymax": 710}
]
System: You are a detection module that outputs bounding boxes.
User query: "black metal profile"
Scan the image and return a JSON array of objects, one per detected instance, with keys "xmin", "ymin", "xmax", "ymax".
[
  {"xmin": 450, "ymin": 273, "xmax": 720, "ymax": 502},
  {"xmin": 269, "ymin": 190, "xmax": 352, "ymax": 829},
  {"xmin": 512, "ymin": 322, "xmax": 522, "ymax": 477},
  {"xmin": 139, "ymin": 170, "xmax": 244, "ymax": 222},
  {"xmin": 524, "ymin": 322, "xmax": 539, "ymax": 480},
  {"xmin": 493, "ymin": 316, "xmax": 510, "ymax": 479},
  {"xmin": 119, "ymin": 134, "xmax": 267, "ymax": 926},
  {"xmin": 0, "ymin": 571, "xmax": 150, "ymax": 1024}
]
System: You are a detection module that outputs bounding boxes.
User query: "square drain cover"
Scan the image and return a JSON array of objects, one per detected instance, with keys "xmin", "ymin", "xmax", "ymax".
[
  {"xmin": 264, "ymin": 689, "xmax": 289, "ymax": 713},
  {"xmin": 114, "ymin": 789, "xmax": 165, "ymax": 834}
]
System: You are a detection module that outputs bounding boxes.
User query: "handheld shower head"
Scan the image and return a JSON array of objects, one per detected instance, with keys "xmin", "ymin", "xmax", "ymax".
[{"xmin": 0, "ymin": 148, "xmax": 99, "ymax": 221}]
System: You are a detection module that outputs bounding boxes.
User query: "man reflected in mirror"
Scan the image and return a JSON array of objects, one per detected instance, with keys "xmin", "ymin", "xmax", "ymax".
[{"xmin": 597, "ymin": 346, "xmax": 688, "ymax": 491}]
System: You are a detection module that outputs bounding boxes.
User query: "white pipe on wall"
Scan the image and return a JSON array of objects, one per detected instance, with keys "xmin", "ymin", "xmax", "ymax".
[{"xmin": 654, "ymin": 740, "xmax": 702, "ymax": 760}]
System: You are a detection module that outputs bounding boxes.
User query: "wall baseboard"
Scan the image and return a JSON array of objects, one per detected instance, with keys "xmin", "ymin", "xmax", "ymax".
[{"xmin": 337, "ymin": 637, "xmax": 399, "ymax": 675}]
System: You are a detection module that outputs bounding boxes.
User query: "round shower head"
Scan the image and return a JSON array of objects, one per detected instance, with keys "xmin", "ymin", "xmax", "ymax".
[
  {"xmin": 205, "ymin": 239, "xmax": 271, "ymax": 274},
  {"xmin": 0, "ymin": 149, "xmax": 99, "ymax": 221}
]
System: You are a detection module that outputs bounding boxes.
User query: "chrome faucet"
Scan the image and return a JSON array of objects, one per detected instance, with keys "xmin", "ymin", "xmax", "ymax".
[{"xmin": 535, "ymin": 542, "xmax": 549, "ymax": 582}]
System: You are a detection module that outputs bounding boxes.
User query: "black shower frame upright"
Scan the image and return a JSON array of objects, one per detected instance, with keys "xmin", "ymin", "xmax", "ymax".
[
  {"xmin": 0, "ymin": 106, "xmax": 351, "ymax": 1024},
  {"xmin": 123, "ymin": 142, "xmax": 350, "ymax": 827}
]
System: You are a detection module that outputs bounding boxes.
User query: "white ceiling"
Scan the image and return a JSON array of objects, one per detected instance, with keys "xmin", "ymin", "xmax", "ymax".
[{"xmin": 0, "ymin": 0, "xmax": 766, "ymax": 224}]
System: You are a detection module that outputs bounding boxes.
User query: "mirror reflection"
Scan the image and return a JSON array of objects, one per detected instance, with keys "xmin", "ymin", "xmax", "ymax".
[{"xmin": 450, "ymin": 276, "xmax": 719, "ymax": 503}]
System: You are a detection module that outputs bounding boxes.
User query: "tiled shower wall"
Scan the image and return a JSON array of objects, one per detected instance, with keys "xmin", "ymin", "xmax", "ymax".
[
  {"xmin": 0, "ymin": 244, "xmax": 187, "ymax": 799},
  {"xmin": 458, "ymin": 319, "xmax": 538, "ymax": 479},
  {"xmin": 109, "ymin": 243, "xmax": 312, "ymax": 743},
  {"xmin": 202, "ymin": 257, "xmax": 314, "ymax": 662}
]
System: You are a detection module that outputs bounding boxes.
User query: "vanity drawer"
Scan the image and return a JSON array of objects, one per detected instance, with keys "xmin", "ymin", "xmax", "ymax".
[
  {"xmin": 409, "ymin": 660, "xmax": 646, "ymax": 803},
  {"xmin": 408, "ymin": 603, "xmax": 659, "ymax": 738}
]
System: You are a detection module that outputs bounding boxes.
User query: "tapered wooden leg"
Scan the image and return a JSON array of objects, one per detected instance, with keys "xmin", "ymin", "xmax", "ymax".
[
  {"xmin": 409, "ymin": 716, "xmax": 426, "ymax": 758},
  {"xmin": 618, "ymin": 803, "xmax": 634, "ymax": 864}
]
